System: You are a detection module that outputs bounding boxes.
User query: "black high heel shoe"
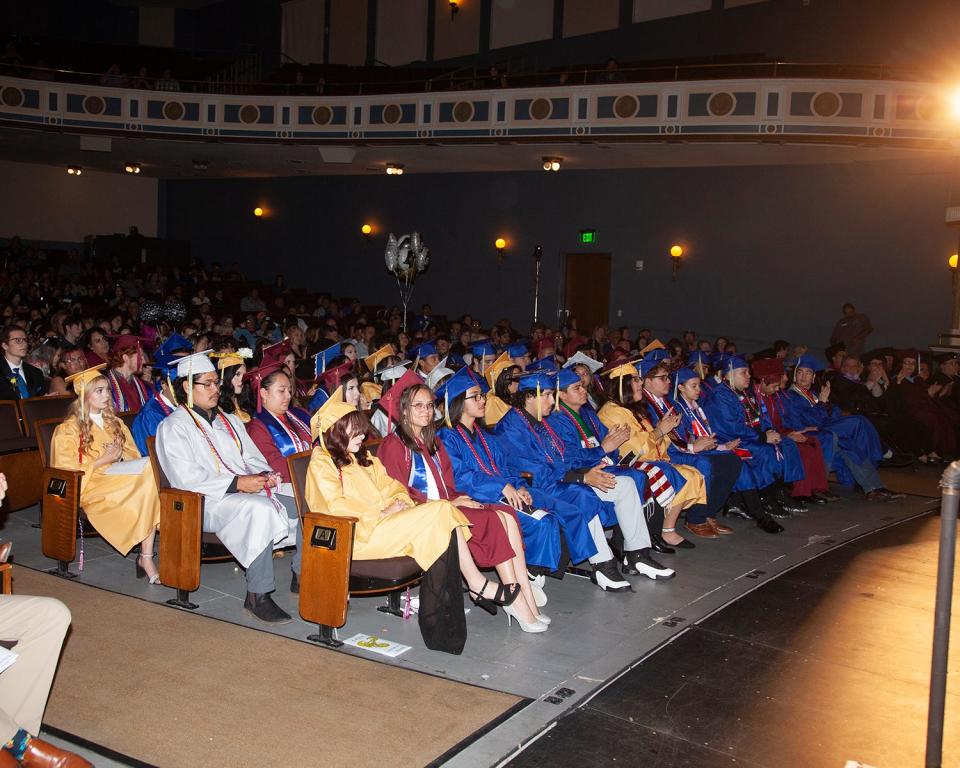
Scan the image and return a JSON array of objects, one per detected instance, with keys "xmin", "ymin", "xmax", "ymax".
[
  {"xmin": 468, "ymin": 579, "xmax": 520, "ymax": 615},
  {"xmin": 649, "ymin": 533, "xmax": 675, "ymax": 555}
]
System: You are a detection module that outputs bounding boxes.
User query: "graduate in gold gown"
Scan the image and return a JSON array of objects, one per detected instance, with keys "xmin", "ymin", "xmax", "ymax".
[
  {"xmin": 50, "ymin": 366, "xmax": 162, "ymax": 582},
  {"xmin": 482, "ymin": 353, "xmax": 518, "ymax": 428},
  {"xmin": 305, "ymin": 397, "xmax": 523, "ymax": 611},
  {"xmin": 212, "ymin": 350, "xmax": 252, "ymax": 423},
  {"xmin": 597, "ymin": 361, "xmax": 707, "ymax": 549}
]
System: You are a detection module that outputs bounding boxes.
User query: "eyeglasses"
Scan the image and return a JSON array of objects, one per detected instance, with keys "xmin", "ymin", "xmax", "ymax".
[
  {"xmin": 7, "ymin": 337, "xmax": 27, "ymax": 344},
  {"xmin": 648, "ymin": 374, "xmax": 670, "ymax": 381},
  {"xmin": 193, "ymin": 379, "xmax": 221, "ymax": 390},
  {"xmin": 409, "ymin": 402, "xmax": 434, "ymax": 411},
  {"xmin": 465, "ymin": 392, "xmax": 487, "ymax": 401}
]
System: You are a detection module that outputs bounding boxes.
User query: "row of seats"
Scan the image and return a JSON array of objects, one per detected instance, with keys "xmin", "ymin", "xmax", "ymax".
[{"xmin": 33, "ymin": 412, "xmax": 418, "ymax": 647}]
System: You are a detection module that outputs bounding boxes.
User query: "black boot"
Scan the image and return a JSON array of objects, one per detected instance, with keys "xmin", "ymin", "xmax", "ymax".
[
  {"xmin": 743, "ymin": 490, "xmax": 785, "ymax": 533},
  {"xmin": 623, "ymin": 549, "xmax": 675, "ymax": 580},
  {"xmin": 290, "ymin": 571, "xmax": 300, "ymax": 594},
  {"xmin": 244, "ymin": 592, "xmax": 293, "ymax": 624}
]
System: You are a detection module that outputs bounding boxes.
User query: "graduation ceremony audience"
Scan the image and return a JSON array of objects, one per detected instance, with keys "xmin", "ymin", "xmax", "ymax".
[{"xmin": 0, "ymin": 235, "xmax": 931, "ymax": 652}]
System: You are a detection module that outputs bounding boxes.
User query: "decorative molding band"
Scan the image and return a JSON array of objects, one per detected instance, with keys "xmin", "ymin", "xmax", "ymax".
[{"xmin": 0, "ymin": 75, "xmax": 953, "ymax": 147}]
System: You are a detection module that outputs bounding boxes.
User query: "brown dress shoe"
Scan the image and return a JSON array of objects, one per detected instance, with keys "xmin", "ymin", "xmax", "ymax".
[
  {"xmin": 707, "ymin": 518, "xmax": 734, "ymax": 535},
  {"xmin": 21, "ymin": 738, "xmax": 93, "ymax": 768},
  {"xmin": 684, "ymin": 521, "xmax": 719, "ymax": 538}
]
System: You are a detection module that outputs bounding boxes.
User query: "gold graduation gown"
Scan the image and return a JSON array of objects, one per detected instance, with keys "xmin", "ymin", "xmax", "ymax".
[
  {"xmin": 51, "ymin": 417, "xmax": 161, "ymax": 555},
  {"xmin": 597, "ymin": 402, "xmax": 706, "ymax": 509},
  {"xmin": 483, "ymin": 394, "xmax": 511, "ymax": 427},
  {"xmin": 305, "ymin": 448, "xmax": 470, "ymax": 570}
]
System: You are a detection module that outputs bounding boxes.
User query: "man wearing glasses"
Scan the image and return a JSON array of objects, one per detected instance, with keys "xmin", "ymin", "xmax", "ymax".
[
  {"xmin": 155, "ymin": 352, "xmax": 300, "ymax": 624},
  {"xmin": 0, "ymin": 326, "xmax": 44, "ymax": 401}
]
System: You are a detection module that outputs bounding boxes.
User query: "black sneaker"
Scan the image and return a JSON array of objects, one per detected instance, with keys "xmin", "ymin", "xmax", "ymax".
[
  {"xmin": 724, "ymin": 503, "xmax": 751, "ymax": 520},
  {"xmin": 244, "ymin": 592, "xmax": 293, "ymax": 624},
  {"xmin": 623, "ymin": 549, "xmax": 675, "ymax": 580},
  {"xmin": 590, "ymin": 559, "xmax": 633, "ymax": 592}
]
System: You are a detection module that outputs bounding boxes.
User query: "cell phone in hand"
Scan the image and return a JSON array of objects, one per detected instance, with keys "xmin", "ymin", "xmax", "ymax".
[{"xmin": 618, "ymin": 451, "xmax": 637, "ymax": 467}]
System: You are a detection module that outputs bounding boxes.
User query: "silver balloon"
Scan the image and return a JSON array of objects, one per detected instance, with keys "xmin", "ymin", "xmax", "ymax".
[
  {"xmin": 410, "ymin": 232, "xmax": 421, "ymax": 253},
  {"xmin": 384, "ymin": 233, "xmax": 398, "ymax": 271},
  {"xmin": 397, "ymin": 244, "xmax": 411, "ymax": 272},
  {"xmin": 415, "ymin": 247, "xmax": 429, "ymax": 271}
]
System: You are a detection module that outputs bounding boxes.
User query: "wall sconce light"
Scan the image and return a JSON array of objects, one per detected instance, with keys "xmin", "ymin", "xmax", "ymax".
[
  {"xmin": 386, "ymin": 163, "xmax": 405, "ymax": 176},
  {"xmin": 361, "ymin": 223, "xmax": 373, "ymax": 240},
  {"xmin": 541, "ymin": 157, "xmax": 561, "ymax": 172},
  {"xmin": 67, "ymin": 166, "xmax": 82, "ymax": 176},
  {"xmin": 449, "ymin": 1, "xmax": 460, "ymax": 20},
  {"xmin": 253, "ymin": 206, "xmax": 264, "ymax": 218},
  {"xmin": 670, "ymin": 244, "xmax": 684, "ymax": 280},
  {"xmin": 950, "ymin": 253, "xmax": 958, "ymax": 269},
  {"xmin": 495, "ymin": 237, "xmax": 507, "ymax": 263},
  {"xmin": 124, "ymin": 162, "xmax": 141, "ymax": 174}
]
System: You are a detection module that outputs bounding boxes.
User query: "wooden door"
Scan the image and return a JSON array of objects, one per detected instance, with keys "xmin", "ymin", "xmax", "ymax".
[{"xmin": 563, "ymin": 253, "xmax": 611, "ymax": 333}]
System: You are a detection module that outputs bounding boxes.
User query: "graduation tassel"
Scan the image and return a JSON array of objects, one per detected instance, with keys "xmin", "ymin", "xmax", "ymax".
[
  {"xmin": 167, "ymin": 372, "xmax": 178, "ymax": 406},
  {"xmin": 673, "ymin": 372, "xmax": 679, "ymax": 400},
  {"xmin": 187, "ymin": 358, "xmax": 194, "ymax": 410},
  {"xmin": 444, "ymin": 390, "xmax": 451, "ymax": 428},
  {"xmin": 618, "ymin": 372, "xmax": 624, "ymax": 402},
  {"xmin": 536, "ymin": 381, "xmax": 542, "ymax": 421}
]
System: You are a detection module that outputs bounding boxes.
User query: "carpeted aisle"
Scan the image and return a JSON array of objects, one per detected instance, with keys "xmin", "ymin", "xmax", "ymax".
[{"xmin": 11, "ymin": 566, "xmax": 522, "ymax": 768}]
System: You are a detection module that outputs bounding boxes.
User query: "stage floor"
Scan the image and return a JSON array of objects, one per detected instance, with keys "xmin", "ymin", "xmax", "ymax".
[{"xmin": 0, "ymin": 488, "xmax": 941, "ymax": 767}]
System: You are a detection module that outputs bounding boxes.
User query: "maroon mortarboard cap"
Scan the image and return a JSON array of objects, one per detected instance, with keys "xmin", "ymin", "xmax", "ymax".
[
  {"xmin": 261, "ymin": 339, "xmax": 292, "ymax": 366},
  {"xmin": 320, "ymin": 360, "xmax": 354, "ymax": 393},
  {"xmin": 110, "ymin": 334, "xmax": 148, "ymax": 369},
  {"xmin": 533, "ymin": 338, "xmax": 556, "ymax": 357},
  {"xmin": 603, "ymin": 348, "xmax": 628, "ymax": 367},
  {"xmin": 752, "ymin": 357, "xmax": 784, "ymax": 382},
  {"xmin": 378, "ymin": 369, "xmax": 427, "ymax": 424},
  {"xmin": 242, "ymin": 360, "xmax": 287, "ymax": 411}
]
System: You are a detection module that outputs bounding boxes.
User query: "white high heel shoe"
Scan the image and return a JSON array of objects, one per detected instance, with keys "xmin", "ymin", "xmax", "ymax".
[
  {"xmin": 504, "ymin": 604, "xmax": 548, "ymax": 633},
  {"xmin": 534, "ymin": 612, "xmax": 551, "ymax": 625},
  {"xmin": 528, "ymin": 573, "xmax": 548, "ymax": 607}
]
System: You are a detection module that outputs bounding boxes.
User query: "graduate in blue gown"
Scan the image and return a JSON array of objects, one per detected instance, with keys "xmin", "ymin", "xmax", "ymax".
[
  {"xmin": 306, "ymin": 344, "xmax": 344, "ymax": 413},
  {"xmin": 492, "ymin": 371, "xmax": 633, "ymax": 591},
  {"xmin": 131, "ymin": 353, "xmax": 182, "ymax": 455},
  {"xmin": 435, "ymin": 367, "xmax": 563, "ymax": 574},
  {"xmin": 782, "ymin": 355, "xmax": 901, "ymax": 501},
  {"xmin": 702, "ymin": 356, "xmax": 803, "ymax": 522}
]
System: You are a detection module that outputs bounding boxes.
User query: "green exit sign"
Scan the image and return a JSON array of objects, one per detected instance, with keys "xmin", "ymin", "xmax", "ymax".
[{"xmin": 579, "ymin": 229, "xmax": 597, "ymax": 244}]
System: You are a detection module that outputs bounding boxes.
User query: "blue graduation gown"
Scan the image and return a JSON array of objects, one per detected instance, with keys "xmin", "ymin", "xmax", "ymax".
[
  {"xmin": 492, "ymin": 407, "xmax": 616, "ymax": 563},
  {"xmin": 437, "ymin": 424, "xmax": 562, "ymax": 570},
  {"xmin": 307, "ymin": 387, "xmax": 329, "ymax": 413},
  {"xmin": 642, "ymin": 394, "xmax": 718, "ymax": 490},
  {"xmin": 702, "ymin": 384, "xmax": 804, "ymax": 490},
  {"xmin": 782, "ymin": 387, "xmax": 883, "ymax": 487},
  {"xmin": 131, "ymin": 392, "xmax": 174, "ymax": 456}
]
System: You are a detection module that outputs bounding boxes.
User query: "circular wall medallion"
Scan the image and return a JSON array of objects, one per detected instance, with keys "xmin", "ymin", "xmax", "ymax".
[
  {"xmin": 529, "ymin": 97, "xmax": 552, "ymax": 120},
  {"xmin": 163, "ymin": 101, "xmax": 184, "ymax": 120},
  {"xmin": 812, "ymin": 92, "xmax": 841, "ymax": 118},
  {"xmin": 0, "ymin": 87, "xmax": 23, "ymax": 107},
  {"xmin": 707, "ymin": 92, "xmax": 735, "ymax": 117},
  {"xmin": 83, "ymin": 95, "xmax": 105, "ymax": 115},
  {"xmin": 763, "ymin": 123, "xmax": 778, "ymax": 134},
  {"xmin": 382, "ymin": 104, "xmax": 402, "ymax": 124},
  {"xmin": 452, "ymin": 101, "xmax": 474, "ymax": 123},
  {"xmin": 312, "ymin": 105, "xmax": 333, "ymax": 125},
  {"xmin": 239, "ymin": 105, "xmax": 260, "ymax": 124},
  {"xmin": 664, "ymin": 124, "xmax": 677, "ymax": 134},
  {"xmin": 613, "ymin": 95, "xmax": 638, "ymax": 119}
]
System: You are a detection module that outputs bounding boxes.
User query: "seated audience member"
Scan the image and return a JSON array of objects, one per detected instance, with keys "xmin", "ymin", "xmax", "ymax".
[
  {"xmin": 410, "ymin": 342, "xmax": 441, "ymax": 376},
  {"xmin": 81, "ymin": 327, "xmax": 111, "ymax": 367},
  {"xmin": 548, "ymin": 368, "xmax": 675, "ymax": 577},
  {"xmin": 105, "ymin": 334, "xmax": 152, "ymax": 413},
  {"xmin": 470, "ymin": 340, "xmax": 497, "ymax": 380},
  {"xmin": 156, "ymin": 353, "xmax": 300, "ymax": 623},
  {"xmin": 306, "ymin": 397, "xmax": 519, "ymax": 652},
  {"xmin": 701, "ymin": 356, "xmax": 803, "ymax": 522},
  {"xmin": 597, "ymin": 362, "xmax": 709, "ymax": 548},
  {"xmin": 493, "ymin": 371, "xmax": 633, "ymax": 592},
  {"xmin": 507, "ymin": 341, "xmax": 531, "ymax": 369},
  {"xmin": 640, "ymin": 362, "xmax": 743, "ymax": 538},
  {"xmin": 48, "ymin": 345, "xmax": 87, "ymax": 394},
  {"xmin": 213, "ymin": 349, "xmax": 252, "ymax": 422},
  {"xmin": 783, "ymin": 355, "xmax": 903, "ymax": 501},
  {"xmin": 244, "ymin": 362, "xmax": 312, "ymax": 483},
  {"xmin": 378, "ymin": 373, "xmax": 548, "ymax": 631},
  {"xmin": 482, "ymin": 353, "xmax": 517, "ymax": 427},
  {"xmin": 751, "ymin": 359, "xmax": 840, "ymax": 506},
  {"xmin": 369, "ymin": 358, "xmax": 410, "ymax": 437},
  {"xmin": 24, "ymin": 340, "xmax": 59, "ymax": 387},
  {"xmin": 130, "ymin": 356, "xmax": 182, "ymax": 455},
  {"xmin": 51, "ymin": 366, "xmax": 162, "ymax": 581},
  {"xmin": 564, "ymin": 351, "xmax": 604, "ymax": 409},
  {"xmin": 0, "ymin": 325, "xmax": 45, "ymax": 400}
]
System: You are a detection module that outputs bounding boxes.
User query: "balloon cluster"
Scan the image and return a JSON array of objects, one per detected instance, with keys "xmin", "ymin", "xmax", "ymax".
[
  {"xmin": 139, "ymin": 300, "xmax": 163, "ymax": 325},
  {"xmin": 138, "ymin": 298, "xmax": 187, "ymax": 326},
  {"xmin": 384, "ymin": 232, "xmax": 430, "ymax": 277},
  {"xmin": 163, "ymin": 298, "xmax": 187, "ymax": 323}
]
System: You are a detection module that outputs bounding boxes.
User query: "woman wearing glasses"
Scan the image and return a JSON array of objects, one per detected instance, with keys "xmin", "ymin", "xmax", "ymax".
[
  {"xmin": 48, "ymin": 346, "xmax": 88, "ymax": 395},
  {"xmin": 377, "ymin": 371, "xmax": 548, "ymax": 632}
]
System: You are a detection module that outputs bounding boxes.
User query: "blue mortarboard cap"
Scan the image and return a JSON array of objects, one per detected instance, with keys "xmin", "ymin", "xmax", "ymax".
[
  {"xmin": 151, "ymin": 352, "xmax": 181, "ymax": 373},
  {"xmin": 675, "ymin": 366, "xmax": 700, "ymax": 385},
  {"xmin": 525, "ymin": 357, "xmax": 558, "ymax": 373},
  {"xmin": 723, "ymin": 355, "xmax": 749, "ymax": 374},
  {"xmin": 446, "ymin": 352, "xmax": 466, "ymax": 368},
  {"xmin": 710, "ymin": 351, "xmax": 732, "ymax": 368},
  {"xmin": 791, "ymin": 354, "xmax": 825, "ymax": 373},
  {"xmin": 435, "ymin": 366, "xmax": 488, "ymax": 403},
  {"xmin": 636, "ymin": 358, "xmax": 663, "ymax": 378},
  {"xmin": 556, "ymin": 367, "xmax": 580, "ymax": 390},
  {"xmin": 158, "ymin": 333, "xmax": 193, "ymax": 357},
  {"xmin": 410, "ymin": 342, "xmax": 438, "ymax": 361},
  {"xmin": 314, "ymin": 343, "xmax": 341, "ymax": 376},
  {"xmin": 645, "ymin": 348, "xmax": 671, "ymax": 363},
  {"xmin": 471, "ymin": 340, "xmax": 496, "ymax": 359},
  {"xmin": 517, "ymin": 371, "xmax": 555, "ymax": 392},
  {"xmin": 507, "ymin": 342, "xmax": 529, "ymax": 359},
  {"xmin": 687, "ymin": 351, "xmax": 710, "ymax": 367}
]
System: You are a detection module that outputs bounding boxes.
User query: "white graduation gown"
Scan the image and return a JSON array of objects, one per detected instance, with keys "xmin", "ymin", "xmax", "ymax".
[{"xmin": 155, "ymin": 406, "xmax": 291, "ymax": 568}]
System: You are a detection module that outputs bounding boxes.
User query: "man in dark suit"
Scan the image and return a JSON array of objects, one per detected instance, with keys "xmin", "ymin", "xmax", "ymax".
[{"xmin": 0, "ymin": 325, "xmax": 45, "ymax": 400}]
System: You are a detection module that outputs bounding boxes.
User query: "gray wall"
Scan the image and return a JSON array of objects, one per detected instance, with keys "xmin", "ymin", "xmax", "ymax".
[{"xmin": 163, "ymin": 156, "xmax": 956, "ymax": 352}]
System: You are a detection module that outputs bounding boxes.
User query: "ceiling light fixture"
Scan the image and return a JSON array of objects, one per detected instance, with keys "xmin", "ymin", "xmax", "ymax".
[
  {"xmin": 541, "ymin": 157, "xmax": 561, "ymax": 172},
  {"xmin": 67, "ymin": 166, "xmax": 82, "ymax": 176},
  {"xmin": 124, "ymin": 162, "xmax": 141, "ymax": 174},
  {"xmin": 386, "ymin": 163, "xmax": 405, "ymax": 176},
  {"xmin": 192, "ymin": 159, "xmax": 209, "ymax": 171}
]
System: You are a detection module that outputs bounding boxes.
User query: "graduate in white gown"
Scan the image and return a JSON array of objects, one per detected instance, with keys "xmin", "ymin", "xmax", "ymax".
[{"xmin": 155, "ymin": 352, "xmax": 299, "ymax": 624}]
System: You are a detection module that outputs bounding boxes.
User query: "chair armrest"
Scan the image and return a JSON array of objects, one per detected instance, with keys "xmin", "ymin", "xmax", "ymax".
[
  {"xmin": 0, "ymin": 563, "xmax": 11, "ymax": 595},
  {"xmin": 40, "ymin": 467, "xmax": 83, "ymax": 564},
  {"xmin": 158, "ymin": 486, "xmax": 205, "ymax": 592}
]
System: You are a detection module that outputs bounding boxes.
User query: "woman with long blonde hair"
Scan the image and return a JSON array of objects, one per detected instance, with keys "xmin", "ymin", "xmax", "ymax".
[{"xmin": 51, "ymin": 366, "xmax": 162, "ymax": 582}]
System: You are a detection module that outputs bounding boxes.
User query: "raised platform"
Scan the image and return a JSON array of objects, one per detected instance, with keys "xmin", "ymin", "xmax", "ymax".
[{"xmin": 0, "ymin": 489, "xmax": 938, "ymax": 767}]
